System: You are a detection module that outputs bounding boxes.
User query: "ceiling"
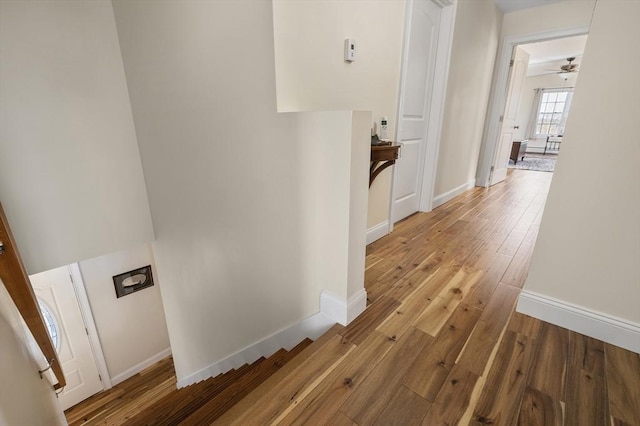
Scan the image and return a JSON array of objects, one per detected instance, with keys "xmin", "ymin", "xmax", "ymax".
[
  {"xmin": 519, "ymin": 35, "xmax": 588, "ymax": 76},
  {"xmin": 493, "ymin": 0, "xmax": 565, "ymax": 13}
]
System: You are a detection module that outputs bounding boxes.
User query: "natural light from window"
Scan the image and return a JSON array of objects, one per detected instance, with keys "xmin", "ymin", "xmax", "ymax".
[{"xmin": 536, "ymin": 89, "xmax": 573, "ymax": 136}]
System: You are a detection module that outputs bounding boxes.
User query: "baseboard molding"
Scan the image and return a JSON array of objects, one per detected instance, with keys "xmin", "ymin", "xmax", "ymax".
[
  {"xmin": 320, "ymin": 289, "xmax": 367, "ymax": 326},
  {"xmin": 432, "ymin": 179, "xmax": 476, "ymax": 209},
  {"xmin": 176, "ymin": 288, "xmax": 369, "ymax": 388},
  {"xmin": 176, "ymin": 310, "xmax": 336, "ymax": 388},
  {"xmin": 517, "ymin": 291, "xmax": 640, "ymax": 354},
  {"xmin": 367, "ymin": 221, "xmax": 390, "ymax": 245},
  {"xmin": 111, "ymin": 347, "xmax": 172, "ymax": 386}
]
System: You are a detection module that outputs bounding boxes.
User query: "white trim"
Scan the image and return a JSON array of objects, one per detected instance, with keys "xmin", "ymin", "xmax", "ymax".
[
  {"xmin": 320, "ymin": 289, "xmax": 368, "ymax": 326},
  {"xmin": 418, "ymin": 0, "xmax": 457, "ymax": 213},
  {"xmin": 111, "ymin": 347, "xmax": 172, "ymax": 386},
  {"xmin": 431, "ymin": 178, "xmax": 475, "ymax": 209},
  {"xmin": 177, "ymin": 311, "xmax": 336, "ymax": 388},
  {"xmin": 476, "ymin": 26, "xmax": 590, "ymax": 187},
  {"xmin": 68, "ymin": 263, "xmax": 112, "ymax": 390},
  {"xmin": 367, "ymin": 220, "xmax": 390, "ymax": 245},
  {"xmin": 517, "ymin": 291, "xmax": 640, "ymax": 354},
  {"xmin": 388, "ymin": 0, "xmax": 458, "ymax": 231}
]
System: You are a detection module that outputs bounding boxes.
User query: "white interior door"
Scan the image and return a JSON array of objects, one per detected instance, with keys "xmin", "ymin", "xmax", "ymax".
[
  {"xmin": 392, "ymin": 0, "xmax": 441, "ymax": 223},
  {"xmin": 30, "ymin": 266, "xmax": 103, "ymax": 410},
  {"xmin": 490, "ymin": 46, "xmax": 530, "ymax": 185}
]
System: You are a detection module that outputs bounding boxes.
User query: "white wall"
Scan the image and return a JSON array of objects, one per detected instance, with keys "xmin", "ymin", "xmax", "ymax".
[
  {"xmin": 0, "ymin": 0, "xmax": 154, "ymax": 275},
  {"xmin": 520, "ymin": 0, "xmax": 640, "ymax": 340},
  {"xmin": 78, "ymin": 244, "xmax": 170, "ymax": 383},
  {"xmin": 0, "ymin": 282, "xmax": 66, "ymax": 426},
  {"xmin": 111, "ymin": 0, "xmax": 368, "ymax": 383},
  {"xmin": 272, "ymin": 0, "xmax": 406, "ymax": 230},
  {"xmin": 501, "ymin": 0, "xmax": 596, "ymax": 39},
  {"xmin": 514, "ymin": 72, "xmax": 578, "ymax": 148},
  {"xmin": 434, "ymin": 0, "xmax": 502, "ymax": 197}
]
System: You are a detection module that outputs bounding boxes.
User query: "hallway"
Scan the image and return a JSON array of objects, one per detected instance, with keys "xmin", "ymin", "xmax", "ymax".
[
  {"xmin": 220, "ymin": 169, "xmax": 639, "ymax": 425},
  {"xmin": 66, "ymin": 169, "xmax": 640, "ymax": 425}
]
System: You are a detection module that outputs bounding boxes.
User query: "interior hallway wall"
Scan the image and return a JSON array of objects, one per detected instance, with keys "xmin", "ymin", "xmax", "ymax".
[
  {"xmin": 0, "ymin": 0, "xmax": 154, "ymax": 275},
  {"xmin": 112, "ymin": 0, "xmax": 368, "ymax": 383},
  {"xmin": 271, "ymin": 0, "xmax": 406, "ymax": 231},
  {"xmin": 520, "ymin": 0, "xmax": 640, "ymax": 349},
  {"xmin": 79, "ymin": 243, "xmax": 170, "ymax": 383},
  {"xmin": 433, "ymin": 0, "xmax": 502, "ymax": 200},
  {"xmin": 0, "ymin": 282, "xmax": 66, "ymax": 425}
]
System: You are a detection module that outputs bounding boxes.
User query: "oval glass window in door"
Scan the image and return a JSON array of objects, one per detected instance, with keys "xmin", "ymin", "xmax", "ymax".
[{"xmin": 38, "ymin": 299, "xmax": 60, "ymax": 352}]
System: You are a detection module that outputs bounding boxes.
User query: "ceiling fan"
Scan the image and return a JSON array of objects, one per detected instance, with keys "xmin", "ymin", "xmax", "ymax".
[{"xmin": 546, "ymin": 57, "xmax": 580, "ymax": 79}]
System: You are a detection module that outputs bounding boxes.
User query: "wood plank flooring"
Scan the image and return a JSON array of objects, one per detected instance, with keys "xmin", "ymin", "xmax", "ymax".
[
  {"xmin": 66, "ymin": 170, "xmax": 640, "ymax": 425},
  {"xmin": 218, "ymin": 170, "xmax": 640, "ymax": 426}
]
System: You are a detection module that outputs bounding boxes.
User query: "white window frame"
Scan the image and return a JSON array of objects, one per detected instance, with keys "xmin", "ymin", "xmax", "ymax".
[{"xmin": 535, "ymin": 88, "xmax": 574, "ymax": 138}]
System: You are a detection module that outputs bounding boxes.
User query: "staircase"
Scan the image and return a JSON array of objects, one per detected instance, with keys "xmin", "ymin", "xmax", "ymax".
[{"xmin": 121, "ymin": 338, "xmax": 314, "ymax": 426}]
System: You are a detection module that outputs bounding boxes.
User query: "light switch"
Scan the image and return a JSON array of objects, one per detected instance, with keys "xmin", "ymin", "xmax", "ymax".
[{"xmin": 344, "ymin": 38, "xmax": 356, "ymax": 62}]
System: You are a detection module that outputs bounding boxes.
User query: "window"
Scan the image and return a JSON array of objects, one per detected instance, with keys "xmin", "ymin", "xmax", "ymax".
[
  {"xmin": 535, "ymin": 89, "xmax": 573, "ymax": 136},
  {"xmin": 38, "ymin": 299, "xmax": 60, "ymax": 352}
]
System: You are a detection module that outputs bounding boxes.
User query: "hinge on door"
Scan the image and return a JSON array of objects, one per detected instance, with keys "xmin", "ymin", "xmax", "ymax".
[
  {"xmin": 85, "ymin": 327, "xmax": 89, "ymax": 335},
  {"xmin": 99, "ymin": 374, "xmax": 102, "ymax": 382},
  {"xmin": 69, "ymin": 273, "xmax": 74, "ymax": 283},
  {"xmin": 499, "ymin": 115, "xmax": 504, "ymax": 122},
  {"xmin": 489, "ymin": 166, "xmax": 495, "ymax": 184},
  {"xmin": 509, "ymin": 59, "xmax": 514, "ymax": 67}
]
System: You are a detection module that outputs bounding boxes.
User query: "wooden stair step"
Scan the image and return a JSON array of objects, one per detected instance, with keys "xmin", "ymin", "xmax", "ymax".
[
  {"xmin": 122, "ymin": 338, "xmax": 313, "ymax": 426},
  {"xmin": 215, "ymin": 327, "xmax": 355, "ymax": 425},
  {"xmin": 213, "ymin": 324, "xmax": 344, "ymax": 424},
  {"xmin": 180, "ymin": 341, "xmax": 313, "ymax": 425},
  {"xmin": 122, "ymin": 360, "xmax": 259, "ymax": 426}
]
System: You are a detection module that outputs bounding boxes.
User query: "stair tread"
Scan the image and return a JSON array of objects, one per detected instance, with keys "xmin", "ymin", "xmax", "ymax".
[
  {"xmin": 179, "ymin": 348, "xmax": 295, "ymax": 425},
  {"xmin": 122, "ymin": 337, "xmax": 316, "ymax": 426},
  {"xmin": 213, "ymin": 323, "xmax": 346, "ymax": 425},
  {"xmin": 122, "ymin": 360, "xmax": 262, "ymax": 426}
]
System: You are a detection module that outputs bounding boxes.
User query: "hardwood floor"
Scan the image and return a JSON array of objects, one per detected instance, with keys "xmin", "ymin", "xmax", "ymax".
[
  {"xmin": 218, "ymin": 170, "xmax": 640, "ymax": 426},
  {"xmin": 66, "ymin": 170, "xmax": 640, "ymax": 425}
]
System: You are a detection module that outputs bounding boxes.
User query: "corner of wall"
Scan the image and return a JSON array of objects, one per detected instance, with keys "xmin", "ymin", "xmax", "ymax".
[{"xmin": 320, "ymin": 289, "xmax": 367, "ymax": 326}]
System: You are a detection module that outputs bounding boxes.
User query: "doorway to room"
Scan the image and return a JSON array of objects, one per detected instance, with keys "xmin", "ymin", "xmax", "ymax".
[{"xmin": 489, "ymin": 34, "xmax": 587, "ymax": 185}]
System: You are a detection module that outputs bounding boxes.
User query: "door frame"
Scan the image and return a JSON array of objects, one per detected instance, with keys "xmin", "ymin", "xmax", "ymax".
[
  {"xmin": 387, "ymin": 0, "xmax": 457, "ymax": 232},
  {"xmin": 476, "ymin": 26, "xmax": 590, "ymax": 187},
  {"xmin": 68, "ymin": 263, "xmax": 112, "ymax": 390}
]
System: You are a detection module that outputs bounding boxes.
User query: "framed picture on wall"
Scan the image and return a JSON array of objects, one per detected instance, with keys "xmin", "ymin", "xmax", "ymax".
[{"xmin": 113, "ymin": 265, "xmax": 154, "ymax": 298}]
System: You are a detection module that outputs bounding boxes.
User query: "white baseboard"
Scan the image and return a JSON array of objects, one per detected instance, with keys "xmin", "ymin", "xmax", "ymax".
[
  {"xmin": 320, "ymin": 289, "xmax": 367, "ymax": 326},
  {"xmin": 432, "ymin": 179, "xmax": 476, "ymax": 209},
  {"xmin": 367, "ymin": 221, "xmax": 390, "ymax": 245},
  {"xmin": 176, "ymin": 310, "xmax": 336, "ymax": 388},
  {"xmin": 176, "ymin": 288, "xmax": 369, "ymax": 388},
  {"xmin": 111, "ymin": 347, "xmax": 172, "ymax": 386},
  {"xmin": 517, "ymin": 291, "xmax": 640, "ymax": 354}
]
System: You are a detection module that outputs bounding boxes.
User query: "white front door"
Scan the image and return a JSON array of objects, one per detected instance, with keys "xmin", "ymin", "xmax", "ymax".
[
  {"xmin": 392, "ymin": 0, "xmax": 441, "ymax": 223},
  {"xmin": 490, "ymin": 46, "xmax": 530, "ymax": 185},
  {"xmin": 30, "ymin": 266, "xmax": 103, "ymax": 410}
]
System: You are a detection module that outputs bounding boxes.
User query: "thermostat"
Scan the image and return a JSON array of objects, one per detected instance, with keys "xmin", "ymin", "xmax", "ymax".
[{"xmin": 344, "ymin": 38, "xmax": 356, "ymax": 62}]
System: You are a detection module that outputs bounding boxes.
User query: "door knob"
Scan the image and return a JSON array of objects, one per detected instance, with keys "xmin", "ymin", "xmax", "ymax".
[{"xmin": 514, "ymin": 125, "xmax": 520, "ymax": 129}]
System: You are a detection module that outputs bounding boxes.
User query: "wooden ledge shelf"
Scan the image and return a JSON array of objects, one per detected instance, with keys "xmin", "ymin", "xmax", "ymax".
[{"xmin": 370, "ymin": 143, "xmax": 400, "ymax": 187}]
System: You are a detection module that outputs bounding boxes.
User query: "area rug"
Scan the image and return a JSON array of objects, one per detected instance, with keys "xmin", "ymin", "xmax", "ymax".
[{"xmin": 509, "ymin": 152, "xmax": 557, "ymax": 172}]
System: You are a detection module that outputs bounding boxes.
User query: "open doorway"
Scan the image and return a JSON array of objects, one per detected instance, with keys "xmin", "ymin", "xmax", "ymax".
[
  {"xmin": 477, "ymin": 24, "xmax": 591, "ymax": 188},
  {"xmin": 489, "ymin": 34, "xmax": 587, "ymax": 185},
  {"xmin": 506, "ymin": 35, "xmax": 587, "ymax": 174}
]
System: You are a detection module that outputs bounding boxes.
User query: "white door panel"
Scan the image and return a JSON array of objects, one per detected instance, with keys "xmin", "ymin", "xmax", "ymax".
[
  {"xmin": 400, "ymin": 119, "xmax": 430, "ymax": 140},
  {"xmin": 394, "ymin": 141, "xmax": 421, "ymax": 199},
  {"xmin": 393, "ymin": 0, "xmax": 441, "ymax": 222},
  {"xmin": 491, "ymin": 47, "xmax": 529, "ymax": 185},
  {"xmin": 30, "ymin": 266, "xmax": 103, "ymax": 410}
]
